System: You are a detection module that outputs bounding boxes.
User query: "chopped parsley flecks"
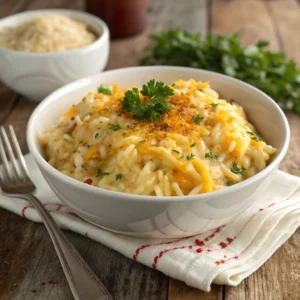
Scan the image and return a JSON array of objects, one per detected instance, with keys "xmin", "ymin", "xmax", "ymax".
[
  {"xmin": 116, "ymin": 174, "xmax": 123, "ymax": 180},
  {"xmin": 193, "ymin": 114, "xmax": 204, "ymax": 123},
  {"xmin": 205, "ymin": 152, "xmax": 217, "ymax": 159},
  {"xmin": 230, "ymin": 164, "xmax": 246, "ymax": 176},
  {"xmin": 98, "ymin": 85, "xmax": 112, "ymax": 95},
  {"xmin": 97, "ymin": 169, "xmax": 110, "ymax": 177},
  {"xmin": 109, "ymin": 124, "xmax": 121, "ymax": 131}
]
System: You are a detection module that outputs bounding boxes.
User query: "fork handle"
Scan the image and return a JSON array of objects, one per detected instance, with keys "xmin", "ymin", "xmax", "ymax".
[{"xmin": 24, "ymin": 194, "xmax": 113, "ymax": 300}]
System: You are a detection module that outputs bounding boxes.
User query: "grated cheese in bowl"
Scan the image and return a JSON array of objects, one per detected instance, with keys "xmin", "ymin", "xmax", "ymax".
[{"xmin": 0, "ymin": 14, "xmax": 97, "ymax": 53}]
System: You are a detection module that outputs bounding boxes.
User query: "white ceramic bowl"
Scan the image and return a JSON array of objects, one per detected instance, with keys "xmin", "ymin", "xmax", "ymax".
[
  {"xmin": 27, "ymin": 67, "xmax": 290, "ymax": 238},
  {"xmin": 0, "ymin": 9, "xmax": 109, "ymax": 102}
]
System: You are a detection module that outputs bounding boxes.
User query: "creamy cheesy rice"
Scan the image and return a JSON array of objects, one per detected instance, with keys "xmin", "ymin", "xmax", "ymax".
[
  {"xmin": 41, "ymin": 79, "xmax": 277, "ymax": 196},
  {"xmin": 0, "ymin": 14, "xmax": 97, "ymax": 53}
]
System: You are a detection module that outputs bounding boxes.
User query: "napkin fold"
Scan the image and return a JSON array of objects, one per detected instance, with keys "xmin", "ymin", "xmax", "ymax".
[{"xmin": 1, "ymin": 154, "xmax": 300, "ymax": 292}]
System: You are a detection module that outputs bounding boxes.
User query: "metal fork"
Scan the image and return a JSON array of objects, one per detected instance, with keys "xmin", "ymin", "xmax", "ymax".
[{"xmin": 0, "ymin": 125, "xmax": 112, "ymax": 300}]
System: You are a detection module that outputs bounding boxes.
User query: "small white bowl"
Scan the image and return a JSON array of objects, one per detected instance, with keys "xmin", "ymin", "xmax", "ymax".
[
  {"xmin": 0, "ymin": 9, "xmax": 109, "ymax": 102},
  {"xmin": 27, "ymin": 66, "xmax": 290, "ymax": 238}
]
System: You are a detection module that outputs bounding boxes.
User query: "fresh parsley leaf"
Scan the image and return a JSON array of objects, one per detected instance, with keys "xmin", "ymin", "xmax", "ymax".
[
  {"xmin": 98, "ymin": 85, "xmax": 112, "ymax": 95},
  {"xmin": 190, "ymin": 143, "xmax": 196, "ymax": 148},
  {"xmin": 185, "ymin": 153, "xmax": 195, "ymax": 160},
  {"xmin": 122, "ymin": 80, "xmax": 174, "ymax": 122},
  {"xmin": 97, "ymin": 169, "xmax": 110, "ymax": 177},
  {"xmin": 94, "ymin": 132, "xmax": 99, "ymax": 138},
  {"xmin": 205, "ymin": 152, "xmax": 217, "ymax": 159},
  {"xmin": 193, "ymin": 114, "xmax": 204, "ymax": 123},
  {"xmin": 116, "ymin": 174, "xmax": 123, "ymax": 180},
  {"xmin": 140, "ymin": 29, "xmax": 300, "ymax": 114},
  {"xmin": 123, "ymin": 88, "xmax": 141, "ymax": 112},
  {"xmin": 228, "ymin": 181, "xmax": 233, "ymax": 186},
  {"xmin": 211, "ymin": 103, "xmax": 218, "ymax": 108},
  {"xmin": 230, "ymin": 164, "xmax": 246, "ymax": 175},
  {"xmin": 172, "ymin": 149, "xmax": 180, "ymax": 154},
  {"xmin": 141, "ymin": 79, "xmax": 174, "ymax": 99},
  {"xmin": 109, "ymin": 124, "xmax": 121, "ymax": 131},
  {"xmin": 252, "ymin": 136, "xmax": 262, "ymax": 142},
  {"xmin": 247, "ymin": 131, "xmax": 262, "ymax": 142}
]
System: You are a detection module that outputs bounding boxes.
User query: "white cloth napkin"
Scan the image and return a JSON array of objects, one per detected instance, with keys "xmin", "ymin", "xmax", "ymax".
[{"xmin": 1, "ymin": 154, "xmax": 300, "ymax": 292}]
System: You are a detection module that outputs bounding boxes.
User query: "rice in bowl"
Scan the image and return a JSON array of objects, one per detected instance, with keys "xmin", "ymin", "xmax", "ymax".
[{"xmin": 40, "ymin": 79, "xmax": 277, "ymax": 196}]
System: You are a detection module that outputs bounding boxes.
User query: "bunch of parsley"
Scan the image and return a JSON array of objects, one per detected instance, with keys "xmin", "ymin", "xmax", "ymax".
[{"xmin": 140, "ymin": 29, "xmax": 300, "ymax": 114}]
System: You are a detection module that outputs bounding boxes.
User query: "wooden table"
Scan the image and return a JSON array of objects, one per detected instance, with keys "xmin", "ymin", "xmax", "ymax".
[{"xmin": 0, "ymin": 0, "xmax": 300, "ymax": 299}]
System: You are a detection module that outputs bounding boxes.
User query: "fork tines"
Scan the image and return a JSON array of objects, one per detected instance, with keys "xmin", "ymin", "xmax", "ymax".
[{"xmin": 0, "ymin": 125, "xmax": 29, "ymax": 185}]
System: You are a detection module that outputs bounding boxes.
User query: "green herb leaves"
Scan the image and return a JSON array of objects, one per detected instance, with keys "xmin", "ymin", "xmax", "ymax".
[
  {"xmin": 230, "ymin": 164, "xmax": 246, "ymax": 176},
  {"xmin": 98, "ymin": 84, "xmax": 112, "ymax": 95},
  {"xmin": 122, "ymin": 80, "xmax": 174, "ymax": 122},
  {"xmin": 211, "ymin": 103, "xmax": 218, "ymax": 108},
  {"xmin": 193, "ymin": 114, "xmax": 203, "ymax": 123},
  {"xmin": 247, "ymin": 131, "xmax": 262, "ymax": 142},
  {"xmin": 109, "ymin": 124, "xmax": 121, "ymax": 131},
  {"xmin": 205, "ymin": 152, "xmax": 217, "ymax": 159},
  {"xmin": 116, "ymin": 174, "xmax": 123, "ymax": 180},
  {"xmin": 122, "ymin": 88, "xmax": 140, "ymax": 112},
  {"xmin": 181, "ymin": 153, "xmax": 195, "ymax": 160},
  {"xmin": 140, "ymin": 29, "xmax": 300, "ymax": 114},
  {"xmin": 97, "ymin": 169, "xmax": 110, "ymax": 177}
]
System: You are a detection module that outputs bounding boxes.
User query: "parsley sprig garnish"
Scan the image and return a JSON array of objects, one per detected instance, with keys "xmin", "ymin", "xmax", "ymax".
[
  {"xmin": 122, "ymin": 80, "xmax": 174, "ymax": 122},
  {"xmin": 230, "ymin": 164, "xmax": 246, "ymax": 176}
]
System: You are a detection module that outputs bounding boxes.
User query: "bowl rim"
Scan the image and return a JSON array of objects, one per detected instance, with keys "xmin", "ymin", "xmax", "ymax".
[
  {"xmin": 0, "ymin": 9, "xmax": 109, "ymax": 56},
  {"xmin": 27, "ymin": 66, "xmax": 290, "ymax": 203}
]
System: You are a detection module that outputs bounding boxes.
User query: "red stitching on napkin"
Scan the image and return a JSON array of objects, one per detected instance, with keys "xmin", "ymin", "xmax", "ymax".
[
  {"xmin": 56, "ymin": 203, "xmax": 64, "ymax": 211},
  {"xmin": 68, "ymin": 212, "xmax": 79, "ymax": 218},
  {"xmin": 152, "ymin": 226, "xmax": 225, "ymax": 269},
  {"xmin": 195, "ymin": 239, "xmax": 205, "ymax": 246},
  {"xmin": 133, "ymin": 236, "xmax": 190, "ymax": 261},
  {"xmin": 21, "ymin": 205, "xmax": 33, "ymax": 218},
  {"xmin": 152, "ymin": 246, "xmax": 188, "ymax": 269},
  {"xmin": 215, "ymin": 259, "xmax": 226, "ymax": 265},
  {"xmin": 212, "ymin": 193, "xmax": 298, "ymax": 266}
]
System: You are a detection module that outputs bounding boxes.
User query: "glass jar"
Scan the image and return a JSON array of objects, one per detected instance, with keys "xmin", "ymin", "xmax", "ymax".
[{"xmin": 86, "ymin": 0, "xmax": 149, "ymax": 38}]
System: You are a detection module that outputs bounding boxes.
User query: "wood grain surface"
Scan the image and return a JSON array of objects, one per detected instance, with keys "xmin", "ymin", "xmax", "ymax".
[{"xmin": 0, "ymin": 0, "xmax": 299, "ymax": 299}]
